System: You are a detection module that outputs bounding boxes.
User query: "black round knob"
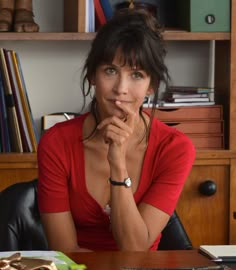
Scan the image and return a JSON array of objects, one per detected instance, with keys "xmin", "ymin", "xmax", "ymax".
[
  {"xmin": 205, "ymin": 14, "xmax": 216, "ymax": 24},
  {"xmin": 199, "ymin": 180, "xmax": 217, "ymax": 196}
]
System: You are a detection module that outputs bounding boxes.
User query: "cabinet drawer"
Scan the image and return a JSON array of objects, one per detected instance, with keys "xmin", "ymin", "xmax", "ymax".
[
  {"xmin": 150, "ymin": 106, "xmax": 223, "ymax": 121},
  {"xmin": 189, "ymin": 134, "xmax": 224, "ymax": 149},
  {"xmin": 177, "ymin": 164, "xmax": 230, "ymax": 247},
  {"xmin": 167, "ymin": 121, "xmax": 223, "ymax": 134}
]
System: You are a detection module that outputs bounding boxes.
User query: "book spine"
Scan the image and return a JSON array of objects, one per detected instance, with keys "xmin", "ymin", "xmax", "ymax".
[
  {"xmin": 0, "ymin": 69, "xmax": 11, "ymax": 152},
  {"xmin": 11, "ymin": 50, "xmax": 38, "ymax": 152},
  {"xmin": 100, "ymin": 0, "xmax": 113, "ymax": 20},
  {"xmin": 94, "ymin": 0, "xmax": 106, "ymax": 27}
]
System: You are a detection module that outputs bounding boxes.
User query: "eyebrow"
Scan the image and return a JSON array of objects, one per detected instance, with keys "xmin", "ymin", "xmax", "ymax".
[{"xmin": 102, "ymin": 62, "xmax": 144, "ymax": 72}]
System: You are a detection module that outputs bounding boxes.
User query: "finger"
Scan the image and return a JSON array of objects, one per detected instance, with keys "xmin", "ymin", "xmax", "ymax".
[
  {"xmin": 114, "ymin": 100, "xmax": 135, "ymax": 117},
  {"xmin": 114, "ymin": 101, "xmax": 136, "ymax": 128},
  {"xmin": 97, "ymin": 116, "xmax": 132, "ymax": 133},
  {"xmin": 103, "ymin": 126, "xmax": 130, "ymax": 145}
]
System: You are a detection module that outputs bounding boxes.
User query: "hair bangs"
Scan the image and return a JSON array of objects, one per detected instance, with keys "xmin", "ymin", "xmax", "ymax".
[{"xmin": 99, "ymin": 38, "xmax": 152, "ymax": 74}]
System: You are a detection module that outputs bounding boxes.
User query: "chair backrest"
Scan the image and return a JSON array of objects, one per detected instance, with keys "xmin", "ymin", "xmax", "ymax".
[
  {"xmin": 158, "ymin": 211, "xmax": 192, "ymax": 250},
  {"xmin": 0, "ymin": 179, "xmax": 192, "ymax": 251},
  {"xmin": 0, "ymin": 179, "xmax": 48, "ymax": 251}
]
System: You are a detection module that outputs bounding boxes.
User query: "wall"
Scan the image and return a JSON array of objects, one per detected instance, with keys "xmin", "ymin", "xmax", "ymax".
[{"xmin": 0, "ymin": 0, "xmax": 212, "ymax": 134}]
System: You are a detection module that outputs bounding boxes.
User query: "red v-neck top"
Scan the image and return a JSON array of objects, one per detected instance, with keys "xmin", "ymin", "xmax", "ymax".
[{"xmin": 37, "ymin": 112, "xmax": 195, "ymax": 250}]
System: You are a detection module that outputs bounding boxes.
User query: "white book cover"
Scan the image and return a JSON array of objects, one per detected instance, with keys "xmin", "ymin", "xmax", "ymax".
[{"xmin": 199, "ymin": 245, "xmax": 236, "ymax": 261}]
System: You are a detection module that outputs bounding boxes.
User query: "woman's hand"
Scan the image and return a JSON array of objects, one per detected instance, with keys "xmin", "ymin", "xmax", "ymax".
[{"xmin": 97, "ymin": 101, "xmax": 137, "ymax": 169}]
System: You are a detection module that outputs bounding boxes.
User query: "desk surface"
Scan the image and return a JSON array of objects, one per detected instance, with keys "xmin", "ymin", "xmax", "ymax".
[{"xmin": 67, "ymin": 250, "xmax": 218, "ymax": 270}]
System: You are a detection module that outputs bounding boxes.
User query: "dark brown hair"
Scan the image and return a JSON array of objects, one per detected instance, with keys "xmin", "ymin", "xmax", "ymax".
[{"xmin": 81, "ymin": 8, "xmax": 170, "ymax": 138}]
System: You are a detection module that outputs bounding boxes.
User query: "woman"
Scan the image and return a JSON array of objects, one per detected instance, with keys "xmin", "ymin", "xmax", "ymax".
[{"xmin": 37, "ymin": 8, "xmax": 195, "ymax": 252}]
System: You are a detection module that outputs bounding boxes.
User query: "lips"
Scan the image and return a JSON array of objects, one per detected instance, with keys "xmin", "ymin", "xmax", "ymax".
[{"xmin": 108, "ymin": 99, "xmax": 131, "ymax": 103}]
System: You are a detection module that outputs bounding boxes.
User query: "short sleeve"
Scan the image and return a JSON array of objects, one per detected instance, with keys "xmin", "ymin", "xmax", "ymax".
[
  {"xmin": 141, "ymin": 128, "xmax": 195, "ymax": 215},
  {"xmin": 37, "ymin": 125, "xmax": 71, "ymax": 213}
]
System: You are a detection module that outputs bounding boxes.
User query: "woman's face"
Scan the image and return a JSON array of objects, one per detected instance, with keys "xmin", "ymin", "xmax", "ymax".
[{"xmin": 93, "ymin": 51, "xmax": 152, "ymax": 120}]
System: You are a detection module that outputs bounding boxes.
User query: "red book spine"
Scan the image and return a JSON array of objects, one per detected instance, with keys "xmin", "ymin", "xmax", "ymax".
[{"xmin": 94, "ymin": 0, "xmax": 106, "ymax": 27}]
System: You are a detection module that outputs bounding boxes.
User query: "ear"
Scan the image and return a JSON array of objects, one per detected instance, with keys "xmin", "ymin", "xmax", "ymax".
[
  {"xmin": 89, "ymin": 74, "xmax": 96, "ymax": 85},
  {"xmin": 90, "ymin": 78, "xmax": 95, "ymax": 85},
  {"xmin": 146, "ymin": 87, "xmax": 154, "ymax": 96}
]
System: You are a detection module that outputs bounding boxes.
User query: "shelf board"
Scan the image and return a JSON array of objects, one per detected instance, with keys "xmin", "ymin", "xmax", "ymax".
[
  {"xmin": 0, "ymin": 153, "xmax": 37, "ymax": 169},
  {"xmin": 0, "ymin": 153, "xmax": 37, "ymax": 162},
  {"xmin": 0, "ymin": 32, "xmax": 96, "ymax": 41},
  {"xmin": 1, "ymin": 150, "xmax": 236, "ymax": 161},
  {"xmin": 163, "ymin": 31, "xmax": 230, "ymax": 41},
  {"xmin": 0, "ymin": 31, "xmax": 230, "ymax": 41}
]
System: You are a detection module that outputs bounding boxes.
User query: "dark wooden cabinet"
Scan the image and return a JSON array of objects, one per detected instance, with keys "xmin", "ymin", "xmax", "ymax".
[{"xmin": 177, "ymin": 151, "xmax": 236, "ymax": 247}]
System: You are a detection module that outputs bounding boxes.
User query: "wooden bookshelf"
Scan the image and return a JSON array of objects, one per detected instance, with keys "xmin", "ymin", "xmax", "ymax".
[{"xmin": 0, "ymin": 31, "xmax": 230, "ymax": 41}]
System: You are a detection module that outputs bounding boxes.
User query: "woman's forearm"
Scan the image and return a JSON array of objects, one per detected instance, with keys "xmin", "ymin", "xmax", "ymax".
[{"xmin": 110, "ymin": 183, "xmax": 150, "ymax": 251}]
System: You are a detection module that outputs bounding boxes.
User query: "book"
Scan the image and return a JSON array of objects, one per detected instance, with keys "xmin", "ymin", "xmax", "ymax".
[
  {"xmin": 11, "ymin": 50, "xmax": 38, "ymax": 152},
  {"xmin": 0, "ymin": 68, "xmax": 11, "ymax": 152},
  {"xmin": 0, "ymin": 251, "xmax": 86, "ymax": 270},
  {"xmin": 171, "ymin": 93, "xmax": 209, "ymax": 98},
  {"xmin": 64, "ymin": 0, "xmax": 86, "ymax": 32},
  {"xmin": 0, "ymin": 48, "xmax": 23, "ymax": 152},
  {"xmin": 94, "ymin": 0, "xmax": 106, "ymax": 27},
  {"xmin": 15, "ymin": 52, "xmax": 39, "ymax": 144},
  {"xmin": 166, "ymin": 97, "xmax": 210, "ymax": 103},
  {"xmin": 143, "ymin": 101, "xmax": 215, "ymax": 108},
  {"xmin": 167, "ymin": 86, "xmax": 214, "ymax": 94},
  {"xmin": 64, "ymin": 0, "xmax": 95, "ymax": 33},
  {"xmin": 5, "ymin": 50, "xmax": 33, "ymax": 152},
  {"xmin": 100, "ymin": 0, "xmax": 113, "ymax": 20},
  {"xmin": 86, "ymin": 0, "xmax": 95, "ymax": 32},
  {"xmin": 199, "ymin": 245, "xmax": 236, "ymax": 262}
]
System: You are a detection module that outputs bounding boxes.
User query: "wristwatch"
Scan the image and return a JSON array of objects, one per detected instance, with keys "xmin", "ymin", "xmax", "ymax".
[{"xmin": 109, "ymin": 177, "xmax": 132, "ymax": 188}]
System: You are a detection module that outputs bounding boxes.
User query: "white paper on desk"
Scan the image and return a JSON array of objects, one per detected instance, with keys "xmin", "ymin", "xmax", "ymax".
[{"xmin": 199, "ymin": 245, "xmax": 236, "ymax": 260}]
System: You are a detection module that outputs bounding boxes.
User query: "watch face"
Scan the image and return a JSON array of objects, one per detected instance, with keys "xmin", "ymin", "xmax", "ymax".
[{"xmin": 124, "ymin": 178, "xmax": 132, "ymax": 187}]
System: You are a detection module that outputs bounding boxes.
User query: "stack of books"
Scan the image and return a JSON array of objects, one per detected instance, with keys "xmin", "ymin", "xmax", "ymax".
[
  {"xmin": 0, "ymin": 48, "xmax": 39, "ymax": 153},
  {"xmin": 162, "ymin": 86, "xmax": 215, "ymax": 107},
  {"xmin": 143, "ymin": 86, "xmax": 215, "ymax": 108}
]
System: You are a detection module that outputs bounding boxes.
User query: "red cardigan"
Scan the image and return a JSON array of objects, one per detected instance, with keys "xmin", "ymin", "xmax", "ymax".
[{"xmin": 38, "ymin": 112, "xmax": 195, "ymax": 250}]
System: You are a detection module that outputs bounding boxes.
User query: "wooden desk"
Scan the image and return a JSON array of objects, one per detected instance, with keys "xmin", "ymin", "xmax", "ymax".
[{"xmin": 67, "ymin": 250, "xmax": 218, "ymax": 270}]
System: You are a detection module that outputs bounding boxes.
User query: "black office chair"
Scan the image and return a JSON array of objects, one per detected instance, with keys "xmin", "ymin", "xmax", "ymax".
[
  {"xmin": 0, "ymin": 179, "xmax": 48, "ymax": 251},
  {"xmin": 158, "ymin": 210, "xmax": 192, "ymax": 250},
  {"xmin": 0, "ymin": 179, "xmax": 192, "ymax": 251}
]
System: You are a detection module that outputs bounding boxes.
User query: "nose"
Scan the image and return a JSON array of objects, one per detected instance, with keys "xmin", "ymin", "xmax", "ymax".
[{"xmin": 112, "ymin": 75, "xmax": 128, "ymax": 95}]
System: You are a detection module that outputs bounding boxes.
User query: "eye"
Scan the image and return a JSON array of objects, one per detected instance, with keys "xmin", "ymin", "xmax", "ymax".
[
  {"xmin": 104, "ymin": 66, "xmax": 117, "ymax": 75},
  {"xmin": 132, "ymin": 71, "xmax": 145, "ymax": 80}
]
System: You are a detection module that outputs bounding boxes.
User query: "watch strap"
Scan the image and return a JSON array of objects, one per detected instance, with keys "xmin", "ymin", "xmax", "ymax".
[
  {"xmin": 109, "ymin": 177, "xmax": 126, "ymax": 186},
  {"xmin": 109, "ymin": 177, "xmax": 132, "ymax": 187}
]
